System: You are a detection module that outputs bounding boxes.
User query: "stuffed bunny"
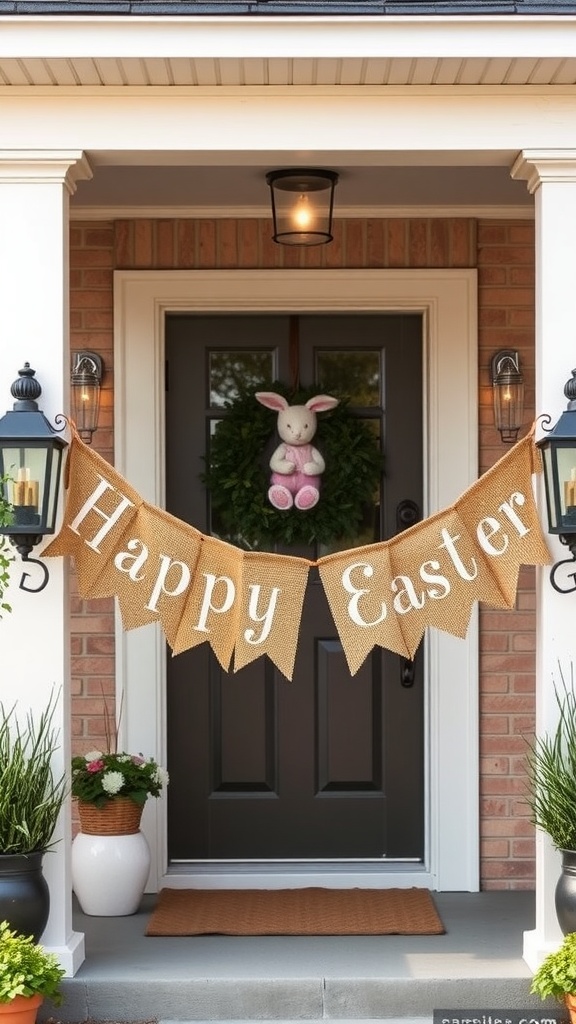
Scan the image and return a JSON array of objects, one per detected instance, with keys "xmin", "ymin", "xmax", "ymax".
[{"xmin": 255, "ymin": 391, "xmax": 339, "ymax": 510}]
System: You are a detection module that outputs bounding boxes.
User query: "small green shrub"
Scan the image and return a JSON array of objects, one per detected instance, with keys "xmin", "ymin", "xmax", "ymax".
[
  {"xmin": 531, "ymin": 931, "xmax": 576, "ymax": 1000},
  {"xmin": 0, "ymin": 919, "xmax": 64, "ymax": 1004}
]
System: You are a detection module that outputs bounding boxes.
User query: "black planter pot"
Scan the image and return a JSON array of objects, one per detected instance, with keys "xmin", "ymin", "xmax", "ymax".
[
  {"xmin": 0, "ymin": 851, "xmax": 50, "ymax": 942},
  {"xmin": 555, "ymin": 849, "xmax": 576, "ymax": 936}
]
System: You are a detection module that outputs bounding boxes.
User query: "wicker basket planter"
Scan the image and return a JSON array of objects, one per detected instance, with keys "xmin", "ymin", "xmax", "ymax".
[{"xmin": 77, "ymin": 797, "xmax": 144, "ymax": 835}]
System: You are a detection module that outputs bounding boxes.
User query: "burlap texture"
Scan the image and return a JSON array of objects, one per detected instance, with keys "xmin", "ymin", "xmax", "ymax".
[
  {"xmin": 318, "ymin": 433, "xmax": 551, "ymax": 672},
  {"xmin": 454, "ymin": 433, "xmax": 551, "ymax": 605},
  {"xmin": 318, "ymin": 542, "xmax": 412, "ymax": 674},
  {"xmin": 111, "ymin": 504, "xmax": 203, "ymax": 636},
  {"xmin": 172, "ymin": 534, "xmax": 242, "ymax": 670},
  {"xmin": 43, "ymin": 434, "xmax": 141, "ymax": 597},
  {"xmin": 234, "ymin": 551, "xmax": 311, "ymax": 680}
]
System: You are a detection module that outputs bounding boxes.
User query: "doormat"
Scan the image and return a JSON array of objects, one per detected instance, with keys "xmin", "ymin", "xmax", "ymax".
[{"xmin": 145, "ymin": 886, "xmax": 445, "ymax": 936}]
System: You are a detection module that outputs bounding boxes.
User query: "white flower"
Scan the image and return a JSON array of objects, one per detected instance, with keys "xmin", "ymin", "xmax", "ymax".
[
  {"xmin": 117, "ymin": 754, "xmax": 132, "ymax": 762},
  {"xmin": 85, "ymin": 750, "xmax": 103, "ymax": 762},
  {"xmin": 101, "ymin": 771, "xmax": 125, "ymax": 795},
  {"xmin": 153, "ymin": 766, "xmax": 170, "ymax": 788}
]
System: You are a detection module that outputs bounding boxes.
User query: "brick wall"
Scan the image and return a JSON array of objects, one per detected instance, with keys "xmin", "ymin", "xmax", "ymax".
[
  {"xmin": 477, "ymin": 221, "xmax": 536, "ymax": 889},
  {"xmin": 69, "ymin": 216, "xmax": 536, "ymax": 888}
]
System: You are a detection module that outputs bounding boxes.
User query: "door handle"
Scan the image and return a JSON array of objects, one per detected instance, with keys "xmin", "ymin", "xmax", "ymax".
[
  {"xmin": 400, "ymin": 658, "xmax": 416, "ymax": 688},
  {"xmin": 396, "ymin": 498, "xmax": 420, "ymax": 533}
]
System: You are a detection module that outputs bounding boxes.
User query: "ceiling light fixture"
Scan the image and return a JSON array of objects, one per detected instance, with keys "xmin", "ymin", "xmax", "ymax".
[{"xmin": 266, "ymin": 169, "xmax": 339, "ymax": 246}]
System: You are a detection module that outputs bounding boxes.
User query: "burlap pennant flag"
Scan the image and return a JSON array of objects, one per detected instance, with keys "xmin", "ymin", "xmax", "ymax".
[
  {"xmin": 455, "ymin": 432, "xmax": 551, "ymax": 606},
  {"xmin": 318, "ymin": 543, "xmax": 412, "ymax": 675},
  {"xmin": 97, "ymin": 503, "xmax": 203, "ymax": 638},
  {"xmin": 172, "ymin": 534, "xmax": 242, "ymax": 670},
  {"xmin": 387, "ymin": 506, "xmax": 510, "ymax": 647},
  {"xmin": 234, "ymin": 551, "xmax": 311, "ymax": 681},
  {"xmin": 43, "ymin": 432, "xmax": 141, "ymax": 597}
]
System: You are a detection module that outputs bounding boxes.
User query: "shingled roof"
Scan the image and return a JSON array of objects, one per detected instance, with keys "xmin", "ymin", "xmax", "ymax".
[{"xmin": 2, "ymin": 0, "xmax": 576, "ymax": 13}]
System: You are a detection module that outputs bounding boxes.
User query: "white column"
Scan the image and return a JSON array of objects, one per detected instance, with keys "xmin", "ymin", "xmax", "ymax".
[
  {"xmin": 512, "ymin": 150, "xmax": 576, "ymax": 968},
  {"xmin": 0, "ymin": 151, "xmax": 92, "ymax": 976}
]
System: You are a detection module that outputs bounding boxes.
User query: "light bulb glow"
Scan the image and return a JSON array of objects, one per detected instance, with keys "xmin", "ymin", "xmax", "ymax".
[{"xmin": 293, "ymin": 194, "xmax": 312, "ymax": 229}]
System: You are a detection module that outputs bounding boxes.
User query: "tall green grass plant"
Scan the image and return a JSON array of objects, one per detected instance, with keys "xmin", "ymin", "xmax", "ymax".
[
  {"xmin": 527, "ymin": 667, "xmax": 576, "ymax": 852},
  {"xmin": 0, "ymin": 692, "xmax": 66, "ymax": 854}
]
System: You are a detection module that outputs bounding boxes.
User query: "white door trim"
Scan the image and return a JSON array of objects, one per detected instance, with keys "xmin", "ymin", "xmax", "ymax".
[{"xmin": 114, "ymin": 267, "xmax": 479, "ymax": 892}]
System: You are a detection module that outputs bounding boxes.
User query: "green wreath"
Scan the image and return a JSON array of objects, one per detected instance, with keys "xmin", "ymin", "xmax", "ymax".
[{"xmin": 203, "ymin": 382, "xmax": 382, "ymax": 550}]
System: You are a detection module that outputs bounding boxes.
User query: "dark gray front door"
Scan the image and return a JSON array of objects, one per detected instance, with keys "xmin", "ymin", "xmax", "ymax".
[{"xmin": 165, "ymin": 313, "xmax": 424, "ymax": 862}]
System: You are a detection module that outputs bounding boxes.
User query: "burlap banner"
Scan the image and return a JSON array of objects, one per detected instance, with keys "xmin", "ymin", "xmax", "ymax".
[
  {"xmin": 318, "ymin": 431, "xmax": 550, "ymax": 672},
  {"xmin": 44, "ymin": 427, "xmax": 551, "ymax": 680}
]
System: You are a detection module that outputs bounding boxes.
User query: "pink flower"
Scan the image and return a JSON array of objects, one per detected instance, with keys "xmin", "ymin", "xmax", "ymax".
[
  {"xmin": 131, "ymin": 755, "xmax": 146, "ymax": 766},
  {"xmin": 87, "ymin": 759, "xmax": 104, "ymax": 773}
]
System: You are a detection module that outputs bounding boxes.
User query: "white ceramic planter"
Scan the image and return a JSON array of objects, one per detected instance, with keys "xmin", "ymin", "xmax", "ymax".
[{"xmin": 71, "ymin": 831, "xmax": 151, "ymax": 916}]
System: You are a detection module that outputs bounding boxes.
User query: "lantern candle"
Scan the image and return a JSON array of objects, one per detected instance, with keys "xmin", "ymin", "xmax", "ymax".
[
  {"xmin": 24, "ymin": 480, "xmax": 39, "ymax": 507},
  {"xmin": 11, "ymin": 468, "xmax": 38, "ymax": 509},
  {"xmin": 565, "ymin": 468, "xmax": 576, "ymax": 510}
]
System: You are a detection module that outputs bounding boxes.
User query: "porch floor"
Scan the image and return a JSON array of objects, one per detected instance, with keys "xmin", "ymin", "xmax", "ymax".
[{"xmin": 42, "ymin": 891, "xmax": 558, "ymax": 1024}]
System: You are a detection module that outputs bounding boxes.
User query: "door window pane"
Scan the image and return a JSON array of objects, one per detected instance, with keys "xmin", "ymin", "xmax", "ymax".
[
  {"xmin": 209, "ymin": 351, "xmax": 274, "ymax": 407},
  {"xmin": 316, "ymin": 350, "xmax": 380, "ymax": 407}
]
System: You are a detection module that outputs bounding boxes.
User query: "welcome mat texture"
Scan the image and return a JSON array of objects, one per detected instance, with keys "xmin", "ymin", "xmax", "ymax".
[{"xmin": 145, "ymin": 886, "xmax": 445, "ymax": 936}]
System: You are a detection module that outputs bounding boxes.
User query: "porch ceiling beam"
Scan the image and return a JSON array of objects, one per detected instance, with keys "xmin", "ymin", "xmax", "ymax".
[{"xmin": 0, "ymin": 89, "xmax": 574, "ymax": 157}]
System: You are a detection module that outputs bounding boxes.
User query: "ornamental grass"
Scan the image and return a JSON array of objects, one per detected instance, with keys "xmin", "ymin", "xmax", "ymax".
[
  {"xmin": 527, "ymin": 667, "xmax": 576, "ymax": 853},
  {"xmin": 0, "ymin": 691, "xmax": 66, "ymax": 854}
]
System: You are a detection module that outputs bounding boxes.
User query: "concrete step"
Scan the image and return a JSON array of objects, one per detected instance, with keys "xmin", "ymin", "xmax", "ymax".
[
  {"xmin": 38, "ymin": 891, "xmax": 555, "ymax": 1024},
  {"xmin": 47, "ymin": 974, "xmax": 551, "ymax": 1023}
]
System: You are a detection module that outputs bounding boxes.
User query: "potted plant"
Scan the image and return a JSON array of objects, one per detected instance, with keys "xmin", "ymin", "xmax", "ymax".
[
  {"xmin": 531, "ymin": 930, "xmax": 576, "ymax": 1023},
  {"xmin": 70, "ymin": 747, "xmax": 169, "ymax": 834},
  {"xmin": 0, "ymin": 918, "xmax": 64, "ymax": 1024},
  {"xmin": 0, "ymin": 692, "xmax": 67, "ymax": 942},
  {"xmin": 526, "ymin": 669, "xmax": 576, "ymax": 935},
  {"xmin": 70, "ymin": 695, "xmax": 169, "ymax": 915}
]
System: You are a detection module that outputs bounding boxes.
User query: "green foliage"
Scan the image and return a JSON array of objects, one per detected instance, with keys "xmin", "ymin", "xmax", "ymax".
[
  {"xmin": 527, "ymin": 671, "xmax": 576, "ymax": 852},
  {"xmin": 0, "ymin": 919, "xmax": 64, "ymax": 1005},
  {"xmin": 0, "ymin": 474, "xmax": 14, "ymax": 617},
  {"xmin": 71, "ymin": 750, "xmax": 169, "ymax": 808},
  {"xmin": 531, "ymin": 931, "xmax": 576, "ymax": 999},
  {"xmin": 0, "ymin": 692, "xmax": 67, "ymax": 854},
  {"xmin": 203, "ymin": 381, "xmax": 383, "ymax": 550}
]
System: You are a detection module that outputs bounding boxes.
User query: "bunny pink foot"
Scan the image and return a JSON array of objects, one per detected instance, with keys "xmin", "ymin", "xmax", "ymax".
[
  {"xmin": 269, "ymin": 484, "xmax": 293, "ymax": 509},
  {"xmin": 295, "ymin": 486, "xmax": 319, "ymax": 510}
]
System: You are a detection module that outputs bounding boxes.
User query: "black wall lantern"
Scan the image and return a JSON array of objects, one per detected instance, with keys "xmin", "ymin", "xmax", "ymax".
[
  {"xmin": 491, "ymin": 349, "xmax": 524, "ymax": 443},
  {"xmin": 266, "ymin": 169, "xmax": 339, "ymax": 246},
  {"xmin": 0, "ymin": 363, "xmax": 68, "ymax": 592},
  {"xmin": 71, "ymin": 350, "xmax": 103, "ymax": 444},
  {"xmin": 537, "ymin": 368, "xmax": 576, "ymax": 593}
]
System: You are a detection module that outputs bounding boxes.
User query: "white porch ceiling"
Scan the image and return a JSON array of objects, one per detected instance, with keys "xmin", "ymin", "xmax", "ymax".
[
  {"xmin": 3, "ymin": 54, "xmax": 576, "ymax": 87},
  {"xmin": 71, "ymin": 160, "xmax": 532, "ymax": 216},
  {"xmin": 4, "ymin": 14, "xmax": 568, "ymax": 214}
]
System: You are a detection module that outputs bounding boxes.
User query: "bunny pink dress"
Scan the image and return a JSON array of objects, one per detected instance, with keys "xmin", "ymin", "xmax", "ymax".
[{"xmin": 269, "ymin": 443, "xmax": 321, "ymax": 510}]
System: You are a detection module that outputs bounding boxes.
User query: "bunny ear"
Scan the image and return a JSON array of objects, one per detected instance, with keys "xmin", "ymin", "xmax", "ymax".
[
  {"xmin": 305, "ymin": 395, "xmax": 339, "ymax": 413},
  {"xmin": 255, "ymin": 392, "xmax": 289, "ymax": 412}
]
